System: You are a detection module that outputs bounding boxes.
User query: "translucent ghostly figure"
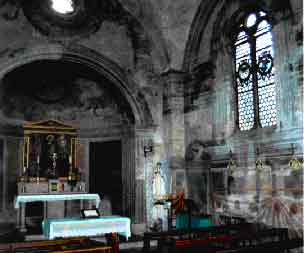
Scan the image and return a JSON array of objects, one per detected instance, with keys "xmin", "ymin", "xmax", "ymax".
[{"xmin": 99, "ymin": 194, "xmax": 112, "ymax": 216}]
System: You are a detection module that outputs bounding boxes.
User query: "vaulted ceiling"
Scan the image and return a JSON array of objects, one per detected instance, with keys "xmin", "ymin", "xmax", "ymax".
[{"xmin": 0, "ymin": 0, "xmax": 202, "ymax": 71}]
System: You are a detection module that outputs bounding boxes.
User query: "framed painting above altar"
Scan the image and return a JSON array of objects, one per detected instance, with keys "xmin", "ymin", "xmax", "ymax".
[{"xmin": 21, "ymin": 119, "xmax": 80, "ymax": 180}]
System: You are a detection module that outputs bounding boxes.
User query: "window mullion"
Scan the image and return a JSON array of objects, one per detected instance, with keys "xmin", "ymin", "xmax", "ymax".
[{"xmin": 251, "ymin": 37, "xmax": 261, "ymax": 128}]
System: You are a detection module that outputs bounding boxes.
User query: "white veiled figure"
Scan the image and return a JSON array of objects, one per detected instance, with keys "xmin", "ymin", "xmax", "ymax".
[
  {"xmin": 151, "ymin": 163, "xmax": 167, "ymax": 231},
  {"xmin": 99, "ymin": 194, "xmax": 112, "ymax": 216},
  {"xmin": 153, "ymin": 163, "xmax": 166, "ymax": 199}
]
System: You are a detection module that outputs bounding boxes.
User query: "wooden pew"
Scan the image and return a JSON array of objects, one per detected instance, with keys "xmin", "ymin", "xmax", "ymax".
[
  {"xmin": 142, "ymin": 223, "xmax": 252, "ymax": 253},
  {"xmin": 8, "ymin": 237, "xmax": 117, "ymax": 253},
  {"xmin": 0, "ymin": 244, "xmax": 10, "ymax": 253},
  {"xmin": 1, "ymin": 234, "xmax": 118, "ymax": 253},
  {"xmin": 10, "ymin": 237, "xmax": 89, "ymax": 253},
  {"xmin": 216, "ymin": 237, "xmax": 303, "ymax": 253},
  {"xmin": 0, "ymin": 239, "xmax": 114, "ymax": 253},
  {"xmin": 229, "ymin": 228, "xmax": 289, "ymax": 248},
  {"xmin": 157, "ymin": 227, "xmax": 301, "ymax": 253},
  {"xmin": 163, "ymin": 237, "xmax": 302, "ymax": 253},
  {"xmin": 50, "ymin": 246, "xmax": 113, "ymax": 253}
]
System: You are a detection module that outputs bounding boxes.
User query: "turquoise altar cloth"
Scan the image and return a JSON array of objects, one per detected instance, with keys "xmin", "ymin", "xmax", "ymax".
[
  {"xmin": 42, "ymin": 216, "xmax": 131, "ymax": 240},
  {"xmin": 15, "ymin": 193, "xmax": 101, "ymax": 209},
  {"xmin": 176, "ymin": 214, "xmax": 212, "ymax": 229}
]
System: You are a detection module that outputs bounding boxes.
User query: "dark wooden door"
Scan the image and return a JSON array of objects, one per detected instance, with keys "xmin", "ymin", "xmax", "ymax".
[{"xmin": 89, "ymin": 141, "xmax": 122, "ymax": 215}]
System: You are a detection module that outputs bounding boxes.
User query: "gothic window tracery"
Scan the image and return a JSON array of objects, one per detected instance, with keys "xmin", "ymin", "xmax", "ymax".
[{"xmin": 235, "ymin": 11, "xmax": 277, "ymax": 131}]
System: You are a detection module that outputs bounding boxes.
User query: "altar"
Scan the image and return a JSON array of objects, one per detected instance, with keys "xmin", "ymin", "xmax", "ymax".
[
  {"xmin": 15, "ymin": 193, "xmax": 101, "ymax": 232},
  {"xmin": 15, "ymin": 120, "xmax": 89, "ymax": 233},
  {"xmin": 42, "ymin": 216, "xmax": 131, "ymax": 240}
]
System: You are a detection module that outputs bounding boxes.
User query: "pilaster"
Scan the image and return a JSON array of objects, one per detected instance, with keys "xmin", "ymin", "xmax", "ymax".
[{"xmin": 162, "ymin": 69, "xmax": 186, "ymax": 193}]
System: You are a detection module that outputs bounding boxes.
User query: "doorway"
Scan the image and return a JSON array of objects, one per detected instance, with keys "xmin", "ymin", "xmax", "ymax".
[{"xmin": 89, "ymin": 141, "xmax": 122, "ymax": 215}]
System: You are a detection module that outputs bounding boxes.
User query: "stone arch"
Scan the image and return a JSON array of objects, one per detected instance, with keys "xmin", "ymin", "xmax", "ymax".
[
  {"xmin": 183, "ymin": 0, "xmax": 293, "ymax": 72},
  {"xmin": 0, "ymin": 43, "xmax": 154, "ymax": 127},
  {"xmin": 0, "ymin": 42, "xmax": 155, "ymax": 223}
]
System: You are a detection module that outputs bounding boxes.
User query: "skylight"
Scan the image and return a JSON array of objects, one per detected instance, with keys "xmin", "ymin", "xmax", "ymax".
[{"xmin": 51, "ymin": 0, "xmax": 75, "ymax": 14}]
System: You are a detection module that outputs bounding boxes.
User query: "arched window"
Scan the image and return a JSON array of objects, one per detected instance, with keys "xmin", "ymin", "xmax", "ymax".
[{"xmin": 235, "ymin": 11, "xmax": 277, "ymax": 131}]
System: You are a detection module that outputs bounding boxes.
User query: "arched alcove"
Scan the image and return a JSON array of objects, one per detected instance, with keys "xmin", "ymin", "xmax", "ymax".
[
  {"xmin": 0, "ymin": 43, "xmax": 154, "ymax": 223},
  {"xmin": 1, "ymin": 59, "xmax": 135, "ymax": 126},
  {"xmin": 0, "ymin": 43, "xmax": 154, "ymax": 127}
]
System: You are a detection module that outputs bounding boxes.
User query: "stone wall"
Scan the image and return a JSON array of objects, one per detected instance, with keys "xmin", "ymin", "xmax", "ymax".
[
  {"xmin": 184, "ymin": 0, "xmax": 303, "ymax": 234},
  {"xmin": 0, "ymin": 0, "xmax": 301, "ymax": 232}
]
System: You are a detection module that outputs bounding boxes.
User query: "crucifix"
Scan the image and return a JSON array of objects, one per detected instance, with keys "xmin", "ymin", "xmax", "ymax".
[{"xmin": 50, "ymin": 153, "xmax": 57, "ymax": 178}]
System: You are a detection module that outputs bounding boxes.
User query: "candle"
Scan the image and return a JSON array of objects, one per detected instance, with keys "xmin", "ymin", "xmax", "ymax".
[
  {"xmin": 37, "ymin": 155, "xmax": 40, "ymax": 164},
  {"xmin": 69, "ymin": 155, "xmax": 72, "ymax": 164}
]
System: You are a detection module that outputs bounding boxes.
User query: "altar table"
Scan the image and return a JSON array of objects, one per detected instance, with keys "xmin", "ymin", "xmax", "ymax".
[
  {"xmin": 42, "ymin": 216, "xmax": 131, "ymax": 240},
  {"xmin": 15, "ymin": 193, "xmax": 101, "ymax": 232},
  {"xmin": 15, "ymin": 193, "xmax": 101, "ymax": 209}
]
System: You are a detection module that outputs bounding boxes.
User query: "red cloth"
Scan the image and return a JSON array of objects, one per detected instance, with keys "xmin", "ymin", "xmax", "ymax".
[{"xmin": 175, "ymin": 235, "xmax": 233, "ymax": 246}]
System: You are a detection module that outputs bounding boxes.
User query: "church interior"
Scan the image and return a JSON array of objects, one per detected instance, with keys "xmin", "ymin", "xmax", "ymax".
[{"xmin": 0, "ymin": 0, "xmax": 302, "ymax": 252}]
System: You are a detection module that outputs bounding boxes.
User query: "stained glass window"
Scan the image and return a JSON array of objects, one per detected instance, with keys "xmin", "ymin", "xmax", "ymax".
[{"xmin": 235, "ymin": 12, "xmax": 277, "ymax": 131}]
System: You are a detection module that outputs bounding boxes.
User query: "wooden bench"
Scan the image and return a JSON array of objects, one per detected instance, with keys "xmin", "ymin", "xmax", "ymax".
[
  {"xmin": 229, "ymin": 228, "xmax": 289, "ymax": 248},
  {"xmin": 216, "ymin": 237, "xmax": 303, "ymax": 253},
  {"xmin": 50, "ymin": 246, "xmax": 113, "ymax": 253},
  {"xmin": 1, "ymin": 237, "xmax": 114, "ymax": 253},
  {"xmin": 142, "ymin": 223, "xmax": 253, "ymax": 253},
  {"xmin": 11, "ymin": 237, "xmax": 89, "ymax": 253},
  {"xmin": 0, "ymin": 244, "xmax": 10, "ymax": 253},
  {"xmin": 156, "ymin": 227, "xmax": 301, "ymax": 253},
  {"xmin": 161, "ymin": 237, "xmax": 302, "ymax": 253}
]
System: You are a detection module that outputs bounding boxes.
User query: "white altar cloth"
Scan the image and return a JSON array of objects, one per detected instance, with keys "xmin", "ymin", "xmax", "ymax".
[{"xmin": 15, "ymin": 193, "xmax": 101, "ymax": 209}]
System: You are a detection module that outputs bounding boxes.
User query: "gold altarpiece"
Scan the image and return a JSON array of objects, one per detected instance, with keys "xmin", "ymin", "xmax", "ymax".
[{"xmin": 18, "ymin": 120, "xmax": 85, "ymax": 194}]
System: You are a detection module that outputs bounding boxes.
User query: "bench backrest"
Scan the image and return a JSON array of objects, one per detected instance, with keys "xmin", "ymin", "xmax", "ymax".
[
  {"xmin": 11, "ymin": 238, "xmax": 88, "ymax": 253},
  {"xmin": 0, "ymin": 244, "xmax": 10, "ymax": 253},
  {"xmin": 50, "ymin": 246, "xmax": 113, "ymax": 253}
]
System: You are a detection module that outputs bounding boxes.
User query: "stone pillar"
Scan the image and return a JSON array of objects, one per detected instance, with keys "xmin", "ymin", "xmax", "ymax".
[
  {"xmin": 82, "ymin": 139, "xmax": 90, "ymax": 193},
  {"xmin": 2, "ymin": 139, "xmax": 7, "ymax": 212},
  {"xmin": 162, "ymin": 69, "xmax": 186, "ymax": 194},
  {"xmin": 134, "ymin": 126, "xmax": 163, "ymax": 230},
  {"xmin": 0, "ymin": 139, "xmax": 4, "ymax": 212},
  {"xmin": 121, "ymin": 128, "xmax": 136, "ymax": 221},
  {"xmin": 135, "ymin": 128, "xmax": 151, "ymax": 226},
  {"xmin": 268, "ymin": 158, "xmax": 281, "ymax": 228}
]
